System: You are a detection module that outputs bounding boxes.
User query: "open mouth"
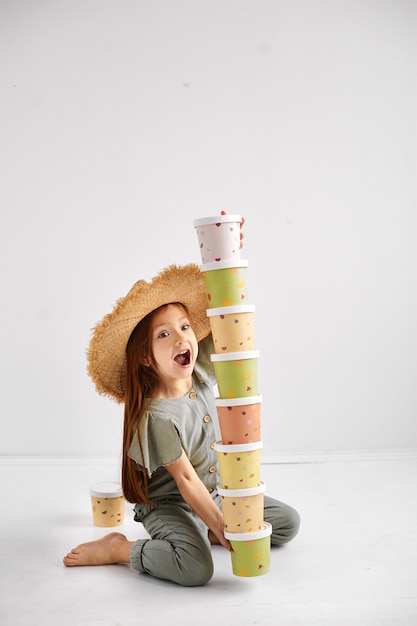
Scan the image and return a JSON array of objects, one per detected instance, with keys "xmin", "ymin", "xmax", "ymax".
[{"xmin": 174, "ymin": 349, "xmax": 191, "ymax": 366}]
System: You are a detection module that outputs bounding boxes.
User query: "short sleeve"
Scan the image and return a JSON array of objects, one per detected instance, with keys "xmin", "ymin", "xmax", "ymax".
[{"xmin": 128, "ymin": 411, "xmax": 183, "ymax": 477}]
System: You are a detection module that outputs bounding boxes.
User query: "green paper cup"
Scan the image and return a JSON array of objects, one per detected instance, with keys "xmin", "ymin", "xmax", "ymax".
[
  {"xmin": 214, "ymin": 440, "xmax": 262, "ymax": 489},
  {"xmin": 218, "ymin": 482, "xmax": 265, "ymax": 533},
  {"xmin": 200, "ymin": 260, "xmax": 248, "ymax": 309},
  {"xmin": 206, "ymin": 305, "xmax": 255, "ymax": 353},
  {"xmin": 225, "ymin": 522, "xmax": 272, "ymax": 577},
  {"xmin": 210, "ymin": 350, "xmax": 259, "ymax": 399},
  {"xmin": 194, "ymin": 214, "xmax": 242, "ymax": 264},
  {"xmin": 216, "ymin": 395, "xmax": 262, "ymax": 444},
  {"xmin": 89, "ymin": 481, "xmax": 125, "ymax": 527}
]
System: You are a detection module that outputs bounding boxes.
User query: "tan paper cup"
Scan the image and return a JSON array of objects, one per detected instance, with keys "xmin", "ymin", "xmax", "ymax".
[
  {"xmin": 218, "ymin": 482, "xmax": 265, "ymax": 533},
  {"xmin": 214, "ymin": 440, "xmax": 262, "ymax": 489},
  {"xmin": 225, "ymin": 522, "xmax": 272, "ymax": 577},
  {"xmin": 210, "ymin": 350, "xmax": 259, "ymax": 399},
  {"xmin": 194, "ymin": 214, "xmax": 242, "ymax": 264},
  {"xmin": 206, "ymin": 305, "xmax": 255, "ymax": 353},
  {"xmin": 89, "ymin": 481, "xmax": 125, "ymax": 527},
  {"xmin": 216, "ymin": 395, "xmax": 262, "ymax": 444},
  {"xmin": 200, "ymin": 260, "xmax": 248, "ymax": 309}
]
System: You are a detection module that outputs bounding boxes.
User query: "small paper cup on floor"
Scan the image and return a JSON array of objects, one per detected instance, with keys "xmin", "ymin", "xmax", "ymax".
[{"xmin": 89, "ymin": 481, "xmax": 125, "ymax": 527}]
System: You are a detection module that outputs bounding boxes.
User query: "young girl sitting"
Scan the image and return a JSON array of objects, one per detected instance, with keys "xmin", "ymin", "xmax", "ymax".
[{"xmin": 63, "ymin": 264, "xmax": 300, "ymax": 586}]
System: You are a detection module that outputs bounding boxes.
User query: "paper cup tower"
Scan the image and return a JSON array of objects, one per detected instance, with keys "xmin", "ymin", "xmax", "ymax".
[{"xmin": 194, "ymin": 214, "xmax": 269, "ymax": 577}]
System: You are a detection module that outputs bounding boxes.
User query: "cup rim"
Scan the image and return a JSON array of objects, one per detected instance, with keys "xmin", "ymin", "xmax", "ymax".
[
  {"xmin": 224, "ymin": 522, "xmax": 272, "ymax": 542},
  {"xmin": 89, "ymin": 481, "xmax": 123, "ymax": 498},
  {"xmin": 210, "ymin": 350, "xmax": 259, "ymax": 362},
  {"xmin": 217, "ymin": 482, "xmax": 265, "ymax": 497},
  {"xmin": 215, "ymin": 395, "xmax": 262, "ymax": 407},
  {"xmin": 194, "ymin": 215, "xmax": 242, "ymax": 227},
  {"xmin": 200, "ymin": 259, "xmax": 248, "ymax": 271},
  {"xmin": 206, "ymin": 304, "xmax": 255, "ymax": 316},
  {"xmin": 214, "ymin": 440, "xmax": 263, "ymax": 453}
]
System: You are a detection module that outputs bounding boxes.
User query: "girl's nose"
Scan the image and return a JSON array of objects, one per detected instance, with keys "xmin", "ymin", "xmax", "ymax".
[{"xmin": 175, "ymin": 330, "xmax": 186, "ymax": 343}]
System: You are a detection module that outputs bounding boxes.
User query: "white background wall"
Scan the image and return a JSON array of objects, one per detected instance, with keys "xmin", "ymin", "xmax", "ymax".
[{"xmin": 1, "ymin": 0, "xmax": 416, "ymax": 460}]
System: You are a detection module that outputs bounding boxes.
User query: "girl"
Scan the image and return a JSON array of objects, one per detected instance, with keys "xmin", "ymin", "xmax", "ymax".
[{"xmin": 63, "ymin": 264, "xmax": 300, "ymax": 586}]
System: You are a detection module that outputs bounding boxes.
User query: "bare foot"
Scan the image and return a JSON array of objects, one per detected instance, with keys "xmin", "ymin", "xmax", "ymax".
[{"xmin": 63, "ymin": 532, "xmax": 134, "ymax": 567}]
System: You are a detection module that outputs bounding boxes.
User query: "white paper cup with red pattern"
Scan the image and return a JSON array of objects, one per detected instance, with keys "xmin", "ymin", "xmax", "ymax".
[{"xmin": 194, "ymin": 214, "xmax": 242, "ymax": 264}]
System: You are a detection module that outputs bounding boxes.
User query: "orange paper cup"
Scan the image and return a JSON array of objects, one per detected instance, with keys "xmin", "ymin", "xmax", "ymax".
[{"xmin": 216, "ymin": 395, "xmax": 262, "ymax": 444}]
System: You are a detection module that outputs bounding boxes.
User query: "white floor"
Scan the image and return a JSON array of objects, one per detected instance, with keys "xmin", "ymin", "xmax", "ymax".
[{"xmin": 1, "ymin": 454, "xmax": 416, "ymax": 626}]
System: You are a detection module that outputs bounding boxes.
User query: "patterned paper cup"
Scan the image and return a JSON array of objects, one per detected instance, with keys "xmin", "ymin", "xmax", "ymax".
[
  {"xmin": 200, "ymin": 260, "xmax": 248, "ymax": 309},
  {"xmin": 214, "ymin": 440, "xmax": 262, "ymax": 489},
  {"xmin": 206, "ymin": 305, "xmax": 255, "ymax": 353},
  {"xmin": 89, "ymin": 481, "xmax": 125, "ymax": 527},
  {"xmin": 210, "ymin": 350, "xmax": 259, "ymax": 399},
  {"xmin": 194, "ymin": 214, "xmax": 242, "ymax": 264},
  {"xmin": 225, "ymin": 522, "xmax": 272, "ymax": 577},
  {"xmin": 218, "ymin": 482, "xmax": 265, "ymax": 533},
  {"xmin": 216, "ymin": 395, "xmax": 262, "ymax": 444}
]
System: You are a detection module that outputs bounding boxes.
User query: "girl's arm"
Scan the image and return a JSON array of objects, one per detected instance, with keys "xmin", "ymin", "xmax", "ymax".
[{"xmin": 165, "ymin": 450, "xmax": 231, "ymax": 551}]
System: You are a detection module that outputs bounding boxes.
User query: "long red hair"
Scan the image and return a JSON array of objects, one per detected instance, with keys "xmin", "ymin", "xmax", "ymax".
[{"xmin": 121, "ymin": 303, "xmax": 186, "ymax": 504}]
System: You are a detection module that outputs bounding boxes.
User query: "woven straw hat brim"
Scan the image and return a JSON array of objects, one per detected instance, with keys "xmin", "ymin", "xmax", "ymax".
[{"xmin": 87, "ymin": 263, "xmax": 210, "ymax": 403}]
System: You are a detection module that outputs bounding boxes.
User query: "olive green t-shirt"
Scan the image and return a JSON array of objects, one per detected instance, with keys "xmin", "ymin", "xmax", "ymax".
[{"xmin": 128, "ymin": 336, "xmax": 220, "ymax": 500}]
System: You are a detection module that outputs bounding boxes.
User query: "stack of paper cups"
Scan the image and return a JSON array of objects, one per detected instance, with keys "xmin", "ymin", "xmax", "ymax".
[{"xmin": 194, "ymin": 214, "xmax": 268, "ymax": 577}]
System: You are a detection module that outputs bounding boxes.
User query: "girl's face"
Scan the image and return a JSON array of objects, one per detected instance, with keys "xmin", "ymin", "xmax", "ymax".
[{"xmin": 150, "ymin": 304, "xmax": 198, "ymax": 394}]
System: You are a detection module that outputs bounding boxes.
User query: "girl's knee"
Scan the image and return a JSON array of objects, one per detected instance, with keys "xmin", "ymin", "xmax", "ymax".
[
  {"xmin": 281, "ymin": 505, "xmax": 301, "ymax": 542},
  {"xmin": 176, "ymin": 558, "xmax": 214, "ymax": 587},
  {"xmin": 172, "ymin": 543, "xmax": 214, "ymax": 586},
  {"xmin": 264, "ymin": 497, "xmax": 301, "ymax": 545}
]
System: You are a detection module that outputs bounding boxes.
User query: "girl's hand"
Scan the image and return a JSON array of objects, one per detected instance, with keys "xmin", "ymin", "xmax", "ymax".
[{"xmin": 166, "ymin": 451, "xmax": 232, "ymax": 552}]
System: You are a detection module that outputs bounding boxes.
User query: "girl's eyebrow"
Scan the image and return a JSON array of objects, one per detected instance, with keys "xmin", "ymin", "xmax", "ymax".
[{"xmin": 153, "ymin": 316, "xmax": 190, "ymax": 332}]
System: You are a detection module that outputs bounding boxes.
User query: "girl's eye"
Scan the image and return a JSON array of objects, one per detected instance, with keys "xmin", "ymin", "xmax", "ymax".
[
  {"xmin": 158, "ymin": 331, "xmax": 169, "ymax": 339},
  {"xmin": 182, "ymin": 324, "xmax": 190, "ymax": 331}
]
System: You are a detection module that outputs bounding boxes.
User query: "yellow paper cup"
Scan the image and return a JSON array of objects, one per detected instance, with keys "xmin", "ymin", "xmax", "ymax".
[
  {"xmin": 214, "ymin": 440, "xmax": 262, "ymax": 489},
  {"xmin": 210, "ymin": 350, "xmax": 259, "ymax": 399},
  {"xmin": 216, "ymin": 395, "xmax": 262, "ymax": 444},
  {"xmin": 89, "ymin": 481, "xmax": 125, "ymax": 527},
  {"xmin": 218, "ymin": 482, "xmax": 265, "ymax": 533},
  {"xmin": 206, "ymin": 305, "xmax": 255, "ymax": 353},
  {"xmin": 194, "ymin": 214, "xmax": 242, "ymax": 264},
  {"xmin": 200, "ymin": 260, "xmax": 248, "ymax": 309},
  {"xmin": 225, "ymin": 522, "xmax": 272, "ymax": 577}
]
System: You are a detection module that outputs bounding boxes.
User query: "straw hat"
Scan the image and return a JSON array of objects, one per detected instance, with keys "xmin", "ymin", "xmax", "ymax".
[{"xmin": 87, "ymin": 263, "xmax": 210, "ymax": 403}]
